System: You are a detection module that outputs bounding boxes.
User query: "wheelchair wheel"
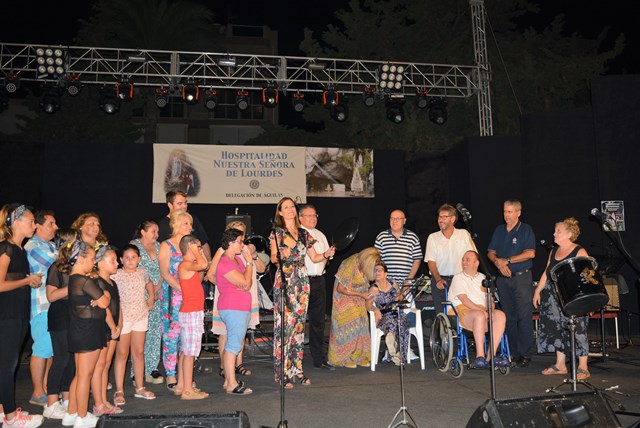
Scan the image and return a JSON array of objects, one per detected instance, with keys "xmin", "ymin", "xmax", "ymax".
[
  {"xmin": 430, "ymin": 313, "xmax": 454, "ymax": 372},
  {"xmin": 498, "ymin": 365, "xmax": 510, "ymax": 376},
  {"xmin": 450, "ymin": 357, "xmax": 465, "ymax": 378}
]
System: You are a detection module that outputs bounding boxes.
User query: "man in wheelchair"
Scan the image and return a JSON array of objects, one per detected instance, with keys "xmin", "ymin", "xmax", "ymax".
[{"xmin": 448, "ymin": 250, "xmax": 509, "ymax": 368}]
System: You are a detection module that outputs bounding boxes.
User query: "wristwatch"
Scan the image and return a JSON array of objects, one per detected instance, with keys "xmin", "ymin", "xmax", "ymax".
[{"xmin": 506, "ymin": 257, "xmax": 511, "ymax": 264}]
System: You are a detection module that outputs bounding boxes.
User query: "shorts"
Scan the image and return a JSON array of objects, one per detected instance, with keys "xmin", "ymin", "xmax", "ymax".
[
  {"xmin": 449, "ymin": 305, "xmax": 471, "ymax": 326},
  {"xmin": 30, "ymin": 312, "xmax": 53, "ymax": 358},
  {"xmin": 121, "ymin": 316, "xmax": 149, "ymax": 335},
  {"xmin": 179, "ymin": 311, "xmax": 204, "ymax": 357},
  {"xmin": 219, "ymin": 310, "xmax": 250, "ymax": 355}
]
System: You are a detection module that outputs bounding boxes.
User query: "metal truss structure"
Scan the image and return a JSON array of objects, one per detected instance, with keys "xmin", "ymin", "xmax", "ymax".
[{"xmin": 1, "ymin": 1, "xmax": 493, "ymax": 135}]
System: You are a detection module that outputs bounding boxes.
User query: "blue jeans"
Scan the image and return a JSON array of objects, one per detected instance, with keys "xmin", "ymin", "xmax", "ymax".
[{"xmin": 219, "ymin": 310, "xmax": 250, "ymax": 355}]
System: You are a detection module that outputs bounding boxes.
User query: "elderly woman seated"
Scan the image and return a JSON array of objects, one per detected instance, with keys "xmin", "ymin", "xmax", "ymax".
[
  {"xmin": 366, "ymin": 261, "xmax": 409, "ymax": 365},
  {"xmin": 448, "ymin": 250, "xmax": 508, "ymax": 368}
]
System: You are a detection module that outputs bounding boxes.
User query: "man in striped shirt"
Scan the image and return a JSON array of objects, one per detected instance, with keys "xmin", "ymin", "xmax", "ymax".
[{"xmin": 374, "ymin": 209, "xmax": 423, "ymax": 286}]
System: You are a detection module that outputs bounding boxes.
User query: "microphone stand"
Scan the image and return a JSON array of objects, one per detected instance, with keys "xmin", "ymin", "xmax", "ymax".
[
  {"xmin": 263, "ymin": 227, "xmax": 288, "ymax": 428},
  {"xmin": 459, "ymin": 209, "xmax": 498, "ymax": 400}
]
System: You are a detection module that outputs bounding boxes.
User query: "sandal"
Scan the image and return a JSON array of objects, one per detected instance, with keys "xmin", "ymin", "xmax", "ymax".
[
  {"xmin": 218, "ymin": 367, "xmax": 224, "ymax": 377},
  {"xmin": 472, "ymin": 356, "xmax": 488, "ymax": 369},
  {"xmin": 542, "ymin": 365, "xmax": 568, "ymax": 375},
  {"xmin": 227, "ymin": 384, "xmax": 253, "ymax": 395},
  {"xmin": 577, "ymin": 369, "xmax": 591, "ymax": 380},
  {"xmin": 113, "ymin": 391, "xmax": 126, "ymax": 406},
  {"xmin": 235, "ymin": 364, "xmax": 252, "ymax": 376},
  {"xmin": 166, "ymin": 382, "xmax": 177, "ymax": 391},
  {"xmin": 296, "ymin": 375, "xmax": 311, "ymax": 385},
  {"xmin": 134, "ymin": 387, "xmax": 156, "ymax": 400}
]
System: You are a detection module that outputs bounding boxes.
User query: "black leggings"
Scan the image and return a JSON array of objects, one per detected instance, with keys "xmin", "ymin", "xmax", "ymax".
[
  {"xmin": 48, "ymin": 329, "xmax": 75, "ymax": 394},
  {"xmin": 0, "ymin": 318, "xmax": 28, "ymax": 414}
]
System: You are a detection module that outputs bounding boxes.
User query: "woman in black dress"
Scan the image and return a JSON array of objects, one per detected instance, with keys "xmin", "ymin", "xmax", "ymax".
[
  {"xmin": 60, "ymin": 240, "xmax": 110, "ymax": 427},
  {"xmin": 533, "ymin": 217, "xmax": 591, "ymax": 380},
  {"xmin": 0, "ymin": 204, "xmax": 44, "ymax": 427}
]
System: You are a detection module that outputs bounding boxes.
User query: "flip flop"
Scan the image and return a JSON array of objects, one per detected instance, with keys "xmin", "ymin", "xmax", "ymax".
[
  {"xmin": 577, "ymin": 369, "xmax": 591, "ymax": 380},
  {"xmin": 541, "ymin": 365, "xmax": 568, "ymax": 375}
]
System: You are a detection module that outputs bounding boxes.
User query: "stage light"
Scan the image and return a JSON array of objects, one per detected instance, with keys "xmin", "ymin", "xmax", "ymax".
[
  {"xmin": 416, "ymin": 89, "xmax": 428, "ymax": 109},
  {"xmin": 182, "ymin": 80, "xmax": 199, "ymax": 105},
  {"xmin": 292, "ymin": 92, "xmax": 305, "ymax": 113},
  {"xmin": 39, "ymin": 87, "xmax": 61, "ymax": 114},
  {"xmin": 378, "ymin": 63, "xmax": 405, "ymax": 92},
  {"xmin": 36, "ymin": 47, "xmax": 66, "ymax": 78},
  {"xmin": 116, "ymin": 80, "xmax": 134, "ymax": 101},
  {"xmin": 218, "ymin": 56, "xmax": 236, "ymax": 67},
  {"xmin": 204, "ymin": 89, "xmax": 217, "ymax": 110},
  {"xmin": 363, "ymin": 86, "xmax": 376, "ymax": 107},
  {"xmin": 428, "ymin": 97, "xmax": 448, "ymax": 125},
  {"xmin": 3, "ymin": 74, "xmax": 20, "ymax": 94},
  {"xmin": 99, "ymin": 87, "xmax": 119, "ymax": 114},
  {"xmin": 155, "ymin": 87, "xmax": 169, "ymax": 109},
  {"xmin": 262, "ymin": 85, "xmax": 278, "ymax": 108},
  {"xmin": 330, "ymin": 104, "xmax": 349, "ymax": 122},
  {"xmin": 236, "ymin": 90, "xmax": 249, "ymax": 111},
  {"xmin": 322, "ymin": 87, "xmax": 339, "ymax": 108},
  {"xmin": 65, "ymin": 75, "xmax": 81, "ymax": 96},
  {"xmin": 386, "ymin": 97, "xmax": 406, "ymax": 124}
]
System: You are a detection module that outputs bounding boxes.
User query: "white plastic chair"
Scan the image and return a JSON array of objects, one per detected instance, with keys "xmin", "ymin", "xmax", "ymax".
[{"xmin": 369, "ymin": 304, "xmax": 425, "ymax": 371}]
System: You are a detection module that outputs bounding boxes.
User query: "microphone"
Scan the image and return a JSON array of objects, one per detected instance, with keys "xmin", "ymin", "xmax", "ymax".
[
  {"xmin": 590, "ymin": 208, "xmax": 609, "ymax": 223},
  {"xmin": 539, "ymin": 239, "xmax": 553, "ymax": 251},
  {"xmin": 456, "ymin": 203, "xmax": 472, "ymax": 220}
]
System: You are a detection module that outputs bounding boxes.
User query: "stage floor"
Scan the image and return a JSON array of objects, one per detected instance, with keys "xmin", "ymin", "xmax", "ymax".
[{"xmin": 14, "ymin": 333, "xmax": 640, "ymax": 428}]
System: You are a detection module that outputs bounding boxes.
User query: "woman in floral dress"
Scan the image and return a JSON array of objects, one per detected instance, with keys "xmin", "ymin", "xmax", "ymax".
[{"xmin": 269, "ymin": 197, "xmax": 334, "ymax": 388}]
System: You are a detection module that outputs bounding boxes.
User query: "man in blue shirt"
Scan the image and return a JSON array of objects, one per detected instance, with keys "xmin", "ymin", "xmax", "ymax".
[{"xmin": 487, "ymin": 200, "xmax": 536, "ymax": 368}]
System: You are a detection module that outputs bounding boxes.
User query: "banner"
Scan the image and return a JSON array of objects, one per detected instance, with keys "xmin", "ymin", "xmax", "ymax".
[
  {"xmin": 152, "ymin": 144, "xmax": 306, "ymax": 204},
  {"xmin": 305, "ymin": 148, "xmax": 374, "ymax": 198}
]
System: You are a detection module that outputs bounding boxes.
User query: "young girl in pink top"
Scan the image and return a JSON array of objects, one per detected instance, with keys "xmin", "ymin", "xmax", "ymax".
[{"xmin": 112, "ymin": 244, "xmax": 156, "ymax": 401}]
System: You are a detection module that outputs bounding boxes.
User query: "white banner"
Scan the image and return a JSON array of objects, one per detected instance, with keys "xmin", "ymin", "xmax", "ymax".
[{"xmin": 152, "ymin": 144, "xmax": 306, "ymax": 204}]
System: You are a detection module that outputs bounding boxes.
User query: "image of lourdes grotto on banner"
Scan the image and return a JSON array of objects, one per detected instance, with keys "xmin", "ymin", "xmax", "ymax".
[
  {"xmin": 601, "ymin": 200, "xmax": 625, "ymax": 232},
  {"xmin": 305, "ymin": 147, "xmax": 374, "ymax": 198},
  {"xmin": 164, "ymin": 149, "xmax": 201, "ymax": 197}
]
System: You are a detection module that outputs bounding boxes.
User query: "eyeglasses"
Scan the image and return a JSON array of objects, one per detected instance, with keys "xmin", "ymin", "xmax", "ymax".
[
  {"xmin": 390, "ymin": 217, "xmax": 405, "ymax": 221},
  {"xmin": 301, "ymin": 214, "xmax": 319, "ymax": 218}
]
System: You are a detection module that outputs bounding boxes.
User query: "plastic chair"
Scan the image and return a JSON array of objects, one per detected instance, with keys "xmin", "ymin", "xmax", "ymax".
[{"xmin": 369, "ymin": 304, "xmax": 425, "ymax": 371}]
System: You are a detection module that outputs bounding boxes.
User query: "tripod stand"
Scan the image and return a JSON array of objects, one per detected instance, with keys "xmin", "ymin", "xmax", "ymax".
[{"xmin": 546, "ymin": 316, "xmax": 626, "ymax": 410}]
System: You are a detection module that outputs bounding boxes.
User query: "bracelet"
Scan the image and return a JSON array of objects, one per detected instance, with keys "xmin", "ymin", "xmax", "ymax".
[
  {"xmin": 323, "ymin": 253, "xmax": 329, "ymax": 260},
  {"xmin": 246, "ymin": 261, "xmax": 254, "ymax": 266}
]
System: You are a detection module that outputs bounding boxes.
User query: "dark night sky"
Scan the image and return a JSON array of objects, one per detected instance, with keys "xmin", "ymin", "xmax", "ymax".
[{"xmin": 2, "ymin": 1, "xmax": 637, "ymax": 74}]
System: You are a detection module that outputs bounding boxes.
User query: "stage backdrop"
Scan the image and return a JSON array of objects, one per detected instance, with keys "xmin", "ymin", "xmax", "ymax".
[{"xmin": 153, "ymin": 144, "xmax": 375, "ymax": 204}]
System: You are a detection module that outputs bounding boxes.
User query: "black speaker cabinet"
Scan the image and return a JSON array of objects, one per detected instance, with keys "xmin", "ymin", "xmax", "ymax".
[
  {"xmin": 96, "ymin": 412, "xmax": 250, "ymax": 428},
  {"xmin": 466, "ymin": 391, "xmax": 620, "ymax": 428}
]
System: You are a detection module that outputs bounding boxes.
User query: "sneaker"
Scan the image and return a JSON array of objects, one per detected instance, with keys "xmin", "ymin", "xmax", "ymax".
[
  {"xmin": 61, "ymin": 412, "xmax": 77, "ymax": 427},
  {"xmin": 28, "ymin": 395, "xmax": 47, "ymax": 407},
  {"xmin": 72, "ymin": 413, "xmax": 98, "ymax": 428},
  {"xmin": 2, "ymin": 409, "xmax": 43, "ymax": 428},
  {"xmin": 61, "ymin": 400, "xmax": 69, "ymax": 411},
  {"xmin": 43, "ymin": 401, "xmax": 66, "ymax": 419}
]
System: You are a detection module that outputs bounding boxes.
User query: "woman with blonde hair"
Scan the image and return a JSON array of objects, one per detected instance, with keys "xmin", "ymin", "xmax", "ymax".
[
  {"xmin": 0, "ymin": 204, "xmax": 44, "ymax": 428},
  {"xmin": 534, "ymin": 217, "xmax": 591, "ymax": 380},
  {"xmin": 158, "ymin": 210, "xmax": 192, "ymax": 391},
  {"xmin": 328, "ymin": 247, "xmax": 379, "ymax": 368}
]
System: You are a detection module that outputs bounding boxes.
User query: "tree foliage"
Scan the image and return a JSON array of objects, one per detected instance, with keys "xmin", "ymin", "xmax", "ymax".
[{"xmin": 269, "ymin": 0, "xmax": 624, "ymax": 150}]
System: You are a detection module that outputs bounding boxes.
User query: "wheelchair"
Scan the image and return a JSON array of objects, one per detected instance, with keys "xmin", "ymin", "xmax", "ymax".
[{"xmin": 430, "ymin": 294, "xmax": 511, "ymax": 378}]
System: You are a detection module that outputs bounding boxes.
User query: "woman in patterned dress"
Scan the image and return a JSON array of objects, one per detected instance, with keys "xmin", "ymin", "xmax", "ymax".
[
  {"xmin": 328, "ymin": 247, "xmax": 379, "ymax": 368},
  {"xmin": 158, "ymin": 210, "xmax": 192, "ymax": 390},
  {"xmin": 269, "ymin": 197, "xmax": 335, "ymax": 388},
  {"xmin": 533, "ymin": 217, "xmax": 591, "ymax": 380},
  {"xmin": 131, "ymin": 220, "xmax": 164, "ymax": 384}
]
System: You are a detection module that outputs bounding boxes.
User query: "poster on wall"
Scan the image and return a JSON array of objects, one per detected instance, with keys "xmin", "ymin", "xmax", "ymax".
[
  {"xmin": 305, "ymin": 148, "xmax": 374, "ymax": 198},
  {"xmin": 601, "ymin": 200, "xmax": 625, "ymax": 232},
  {"xmin": 152, "ymin": 144, "xmax": 306, "ymax": 204}
]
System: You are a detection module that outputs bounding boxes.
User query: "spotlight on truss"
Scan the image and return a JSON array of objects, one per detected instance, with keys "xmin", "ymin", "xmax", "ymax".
[
  {"xmin": 65, "ymin": 75, "xmax": 81, "ymax": 96},
  {"xmin": 262, "ymin": 85, "xmax": 278, "ymax": 108},
  {"xmin": 236, "ymin": 90, "xmax": 249, "ymax": 111},
  {"xmin": 116, "ymin": 80, "xmax": 134, "ymax": 101},
  {"xmin": 292, "ymin": 92, "xmax": 305, "ymax": 113},
  {"xmin": 204, "ymin": 89, "xmax": 218, "ymax": 110},
  {"xmin": 39, "ymin": 86, "xmax": 61, "ymax": 114},
  {"xmin": 36, "ymin": 47, "xmax": 66, "ymax": 78},
  {"xmin": 428, "ymin": 97, "xmax": 448, "ymax": 125},
  {"xmin": 386, "ymin": 97, "xmax": 406, "ymax": 124},
  {"xmin": 416, "ymin": 89, "xmax": 428, "ymax": 109},
  {"xmin": 99, "ymin": 87, "xmax": 119, "ymax": 114},
  {"xmin": 155, "ymin": 88, "xmax": 169, "ymax": 109},
  {"xmin": 322, "ymin": 87, "xmax": 339, "ymax": 108},
  {"xmin": 363, "ymin": 86, "xmax": 376, "ymax": 107},
  {"xmin": 182, "ymin": 80, "xmax": 199, "ymax": 105},
  {"xmin": 3, "ymin": 74, "xmax": 20, "ymax": 94},
  {"xmin": 378, "ymin": 63, "xmax": 405, "ymax": 92}
]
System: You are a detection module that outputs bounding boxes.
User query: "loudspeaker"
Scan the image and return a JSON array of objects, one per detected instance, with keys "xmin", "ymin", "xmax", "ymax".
[
  {"xmin": 97, "ymin": 412, "xmax": 250, "ymax": 428},
  {"xmin": 466, "ymin": 391, "xmax": 620, "ymax": 427}
]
